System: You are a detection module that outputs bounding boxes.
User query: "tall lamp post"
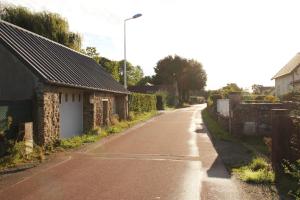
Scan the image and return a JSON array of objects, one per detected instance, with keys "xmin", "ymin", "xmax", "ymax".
[{"xmin": 124, "ymin": 13, "xmax": 142, "ymax": 89}]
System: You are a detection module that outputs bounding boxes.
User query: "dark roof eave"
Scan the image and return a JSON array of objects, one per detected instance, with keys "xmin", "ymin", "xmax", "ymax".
[{"xmin": 46, "ymin": 80, "xmax": 130, "ymax": 95}]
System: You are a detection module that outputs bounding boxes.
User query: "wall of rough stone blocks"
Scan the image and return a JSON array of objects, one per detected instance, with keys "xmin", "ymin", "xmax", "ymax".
[
  {"xmin": 34, "ymin": 84, "xmax": 60, "ymax": 146},
  {"xmin": 34, "ymin": 84, "xmax": 128, "ymax": 145},
  {"xmin": 83, "ymin": 92, "xmax": 128, "ymax": 132},
  {"xmin": 230, "ymin": 103, "xmax": 284, "ymax": 136}
]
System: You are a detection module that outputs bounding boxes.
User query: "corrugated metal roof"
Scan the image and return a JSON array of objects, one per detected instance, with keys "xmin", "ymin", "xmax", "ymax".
[
  {"xmin": 0, "ymin": 20, "xmax": 128, "ymax": 94},
  {"xmin": 272, "ymin": 53, "xmax": 300, "ymax": 80}
]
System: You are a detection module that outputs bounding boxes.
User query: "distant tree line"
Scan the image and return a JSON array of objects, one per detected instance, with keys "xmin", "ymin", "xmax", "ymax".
[{"xmin": 137, "ymin": 55, "xmax": 207, "ymax": 103}]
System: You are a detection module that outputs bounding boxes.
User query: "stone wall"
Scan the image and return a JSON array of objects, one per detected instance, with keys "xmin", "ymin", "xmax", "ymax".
[
  {"xmin": 34, "ymin": 83, "xmax": 60, "ymax": 146},
  {"xmin": 230, "ymin": 103, "xmax": 284, "ymax": 136},
  {"xmin": 83, "ymin": 92, "xmax": 128, "ymax": 132},
  {"xmin": 34, "ymin": 84, "xmax": 128, "ymax": 145},
  {"xmin": 271, "ymin": 109, "xmax": 300, "ymax": 172}
]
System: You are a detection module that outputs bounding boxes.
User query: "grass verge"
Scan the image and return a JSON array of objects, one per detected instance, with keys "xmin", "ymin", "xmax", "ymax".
[
  {"xmin": 233, "ymin": 157, "xmax": 275, "ymax": 184},
  {"xmin": 202, "ymin": 108, "xmax": 274, "ymax": 184},
  {"xmin": 201, "ymin": 108, "xmax": 234, "ymax": 141},
  {"xmin": 60, "ymin": 111, "xmax": 158, "ymax": 149},
  {"xmin": 0, "ymin": 111, "xmax": 158, "ymax": 170}
]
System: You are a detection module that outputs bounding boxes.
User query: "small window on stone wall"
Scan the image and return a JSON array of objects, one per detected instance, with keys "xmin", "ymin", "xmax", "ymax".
[
  {"xmin": 72, "ymin": 94, "xmax": 75, "ymax": 102},
  {"xmin": 65, "ymin": 93, "xmax": 68, "ymax": 102},
  {"xmin": 78, "ymin": 94, "xmax": 81, "ymax": 102},
  {"xmin": 59, "ymin": 93, "xmax": 62, "ymax": 104}
]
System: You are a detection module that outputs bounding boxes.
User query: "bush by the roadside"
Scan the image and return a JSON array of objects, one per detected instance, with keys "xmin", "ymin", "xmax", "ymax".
[
  {"xmin": 282, "ymin": 159, "xmax": 300, "ymax": 199},
  {"xmin": 233, "ymin": 157, "xmax": 275, "ymax": 184},
  {"xmin": 156, "ymin": 92, "xmax": 167, "ymax": 110},
  {"xmin": 0, "ymin": 141, "xmax": 43, "ymax": 169},
  {"xmin": 129, "ymin": 93, "xmax": 157, "ymax": 113}
]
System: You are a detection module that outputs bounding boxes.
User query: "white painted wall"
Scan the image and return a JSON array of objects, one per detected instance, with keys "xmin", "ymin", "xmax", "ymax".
[
  {"xmin": 275, "ymin": 74, "xmax": 293, "ymax": 96},
  {"xmin": 217, "ymin": 99, "xmax": 230, "ymax": 117},
  {"xmin": 59, "ymin": 91, "xmax": 83, "ymax": 139}
]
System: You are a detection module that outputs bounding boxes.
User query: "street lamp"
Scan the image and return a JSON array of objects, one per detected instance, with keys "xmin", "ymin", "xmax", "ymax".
[{"xmin": 123, "ymin": 13, "xmax": 142, "ymax": 89}]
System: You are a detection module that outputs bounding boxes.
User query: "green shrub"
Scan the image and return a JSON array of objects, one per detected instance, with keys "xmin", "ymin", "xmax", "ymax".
[
  {"xmin": 254, "ymin": 95, "xmax": 265, "ymax": 101},
  {"xmin": 282, "ymin": 159, "xmax": 300, "ymax": 199},
  {"xmin": 249, "ymin": 157, "xmax": 269, "ymax": 171},
  {"xmin": 264, "ymin": 95, "xmax": 277, "ymax": 103},
  {"xmin": 129, "ymin": 93, "xmax": 157, "ymax": 113},
  {"xmin": 60, "ymin": 134, "xmax": 101, "ymax": 149},
  {"xmin": 233, "ymin": 157, "xmax": 275, "ymax": 184},
  {"xmin": 0, "ymin": 141, "xmax": 44, "ymax": 169}
]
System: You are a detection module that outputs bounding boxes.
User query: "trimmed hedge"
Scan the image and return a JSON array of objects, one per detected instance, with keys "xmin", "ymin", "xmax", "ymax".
[{"xmin": 129, "ymin": 93, "xmax": 157, "ymax": 113}]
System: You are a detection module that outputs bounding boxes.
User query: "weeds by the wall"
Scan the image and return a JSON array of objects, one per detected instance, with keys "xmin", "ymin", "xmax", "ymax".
[
  {"xmin": 60, "ymin": 111, "xmax": 157, "ymax": 149},
  {"xmin": 233, "ymin": 157, "xmax": 275, "ymax": 184},
  {"xmin": 0, "ymin": 142, "xmax": 43, "ymax": 170},
  {"xmin": 201, "ymin": 108, "xmax": 233, "ymax": 141},
  {"xmin": 282, "ymin": 159, "xmax": 300, "ymax": 199}
]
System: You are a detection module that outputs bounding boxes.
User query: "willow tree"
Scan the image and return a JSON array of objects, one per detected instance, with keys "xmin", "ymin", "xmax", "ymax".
[{"xmin": 0, "ymin": 4, "xmax": 82, "ymax": 51}]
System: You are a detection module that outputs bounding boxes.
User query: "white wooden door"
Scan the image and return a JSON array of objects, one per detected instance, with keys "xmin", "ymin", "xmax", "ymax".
[{"xmin": 59, "ymin": 92, "xmax": 83, "ymax": 138}]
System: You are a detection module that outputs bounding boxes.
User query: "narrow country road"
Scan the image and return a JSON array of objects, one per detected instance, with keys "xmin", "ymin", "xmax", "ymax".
[{"xmin": 0, "ymin": 104, "xmax": 240, "ymax": 200}]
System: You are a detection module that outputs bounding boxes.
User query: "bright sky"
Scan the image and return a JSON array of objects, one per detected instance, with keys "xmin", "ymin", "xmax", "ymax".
[{"xmin": 3, "ymin": 0, "xmax": 300, "ymax": 90}]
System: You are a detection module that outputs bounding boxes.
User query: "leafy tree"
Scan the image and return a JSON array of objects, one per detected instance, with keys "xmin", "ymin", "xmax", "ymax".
[
  {"xmin": 82, "ymin": 47, "xmax": 100, "ymax": 63},
  {"xmin": 136, "ymin": 76, "xmax": 154, "ymax": 86},
  {"xmin": 0, "ymin": 4, "xmax": 82, "ymax": 51},
  {"xmin": 80, "ymin": 46, "xmax": 143, "ymax": 85},
  {"xmin": 99, "ymin": 57, "xmax": 120, "ymax": 82},
  {"xmin": 118, "ymin": 61, "xmax": 143, "ymax": 86},
  {"xmin": 252, "ymin": 84, "xmax": 263, "ymax": 94},
  {"xmin": 153, "ymin": 55, "xmax": 207, "ymax": 102},
  {"xmin": 219, "ymin": 83, "xmax": 242, "ymax": 97}
]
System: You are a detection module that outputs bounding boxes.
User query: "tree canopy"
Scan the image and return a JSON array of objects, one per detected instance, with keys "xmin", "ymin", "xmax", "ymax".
[
  {"xmin": 0, "ymin": 4, "xmax": 82, "ymax": 51},
  {"xmin": 153, "ymin": 55, "xmax": 207, "ymax": 102},
  {"xmin": 80, "ymin": 47, "xmax": 144, "ymax": 86}
]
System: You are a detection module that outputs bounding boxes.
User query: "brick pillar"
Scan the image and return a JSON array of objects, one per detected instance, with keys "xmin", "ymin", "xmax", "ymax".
[{"xmin": 271, "ymin": 109, "xmax": 290, "ymax": 173}]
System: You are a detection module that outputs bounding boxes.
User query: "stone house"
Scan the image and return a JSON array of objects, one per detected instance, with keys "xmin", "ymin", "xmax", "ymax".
[
  {"xmin": 0, "ymin": 20, "xmax": 128, "ymax": 145},
  {"xmin": 272, "ymin": 53, "xmax": 300, "ymax": 96}
]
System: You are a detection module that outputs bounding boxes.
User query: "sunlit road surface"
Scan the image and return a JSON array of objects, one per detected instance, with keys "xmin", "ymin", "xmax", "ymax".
[{"xmin": 0, "ymin": 104, "xmax": 240, "ymax": 200}]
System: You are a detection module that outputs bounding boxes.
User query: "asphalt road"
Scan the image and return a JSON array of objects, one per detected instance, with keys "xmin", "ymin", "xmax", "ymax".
[{"xmin": 0, "ymin": 104, "xmax": 240, "ymax": 200}]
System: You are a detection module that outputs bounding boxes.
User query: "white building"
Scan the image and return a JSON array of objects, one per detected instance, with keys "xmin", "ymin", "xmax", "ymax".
[{"xmin": 272, "ymin": 53, "xmax": 300, "ymax": 96}]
